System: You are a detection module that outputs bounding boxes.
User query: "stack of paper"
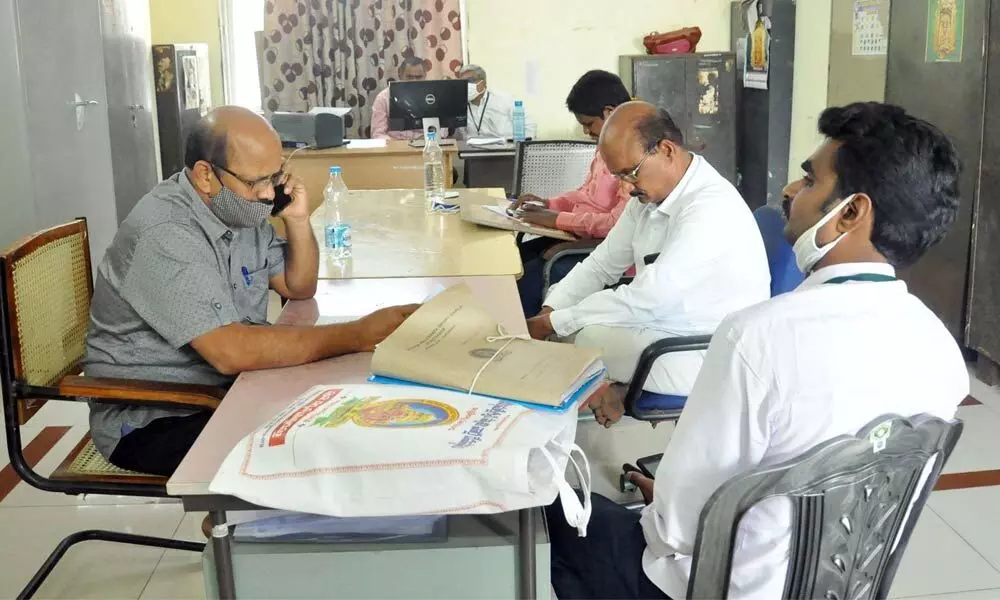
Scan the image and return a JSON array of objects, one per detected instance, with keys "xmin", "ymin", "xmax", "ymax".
[
  {"xmin": 233, "ymin": 511, "xmax": 447, "ymax": 544},
  {"xmin": 370, "ymin": 284, "xmax": 606, "ymax": 411}
]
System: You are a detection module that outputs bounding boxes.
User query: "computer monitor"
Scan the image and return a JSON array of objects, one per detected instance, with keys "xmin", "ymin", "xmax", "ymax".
[{"xmin": 388, "ymin": 80, "xmax": 467, "ymax": 138}]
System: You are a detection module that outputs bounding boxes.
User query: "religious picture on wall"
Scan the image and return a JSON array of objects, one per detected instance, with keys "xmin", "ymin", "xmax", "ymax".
[
  {"xmin": 925, "ymin": 0, "xmax": 965, "ymax": 62},
  {"xmin": 182, "ymin": 55, "xmax": 202, "ymax": 110},
  {"xmin": 744, "ymin": 16, "xmax": 770, "ymax": 90}
]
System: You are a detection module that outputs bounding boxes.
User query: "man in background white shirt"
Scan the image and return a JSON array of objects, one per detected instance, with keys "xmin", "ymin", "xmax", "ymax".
[
  {"xmin": 546, "ymin": 102, "xmax": 969, "ymax": 599},
  {"xmin": 526, "ymin": 101, "xmax": 770, "ymax": 426},
  {"xmin": 457, "ymin": 64, "xmax": 517, "ymax": 139}
]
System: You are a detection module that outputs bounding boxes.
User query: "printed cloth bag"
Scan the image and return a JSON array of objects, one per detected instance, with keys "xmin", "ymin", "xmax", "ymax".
[{"xmin": 210, "ymin": 384, "xmax": 592, "ymax": 534}]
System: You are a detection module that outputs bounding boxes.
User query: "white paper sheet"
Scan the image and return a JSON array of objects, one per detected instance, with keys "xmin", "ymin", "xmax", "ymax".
[
  {"xmin": 308, "ymin": 106, "xmax": 352, "ymax": 117},
  {"xmin": 346, "ymin": 139, "xmax": 388, "ymax": 149},
  {"xmin": 468, "ymin": 137, "xmax": 506, "ymax": 146}
]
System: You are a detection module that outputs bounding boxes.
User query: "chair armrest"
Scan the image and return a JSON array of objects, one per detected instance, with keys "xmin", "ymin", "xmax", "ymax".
[
  {"xmin": 623, "ymin": 335, "xmax": 712, "ymax": 417},
  {"xmin": 542, "ymin": 242, "xmax": 601, "ymax": 292},
  {"xmin": 58, "ymin": 375, "xmax": 225, "ymax": 410}
]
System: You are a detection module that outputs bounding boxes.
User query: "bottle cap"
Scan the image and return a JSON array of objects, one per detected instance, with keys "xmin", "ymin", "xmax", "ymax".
[
  {"xmin": 427, "ymin": 130, "xmax": 437, "ymax": 141},
  {"xmin": 514, "ymin": 100, "xmax": 523, "ymax": 107},
  {"xmin": 330, "ymin": 166, "xmax": 342, "ymax": 175}
]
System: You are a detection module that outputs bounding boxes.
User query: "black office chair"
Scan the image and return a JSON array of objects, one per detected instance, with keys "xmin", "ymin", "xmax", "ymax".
[
  {"xmin": 686, "ymin": 413, "xmax": 962, "ymax": 599},
  {"xmin": 0, "ymin": 219, "xmax": 224, "ymax": 598}
]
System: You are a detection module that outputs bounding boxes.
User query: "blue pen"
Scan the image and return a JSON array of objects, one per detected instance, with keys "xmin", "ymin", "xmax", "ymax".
[{"xmin": 241, "ymin": 266, "xmax": 252, "ymax": 286}]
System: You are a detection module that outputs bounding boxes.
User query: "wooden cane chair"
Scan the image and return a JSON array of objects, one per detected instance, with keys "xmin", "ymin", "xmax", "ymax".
[{"xmin": 0, "ymin": 218, "xmax": 225, "ymax": 598}]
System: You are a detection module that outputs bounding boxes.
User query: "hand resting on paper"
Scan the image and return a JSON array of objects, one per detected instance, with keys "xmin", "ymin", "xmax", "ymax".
[
  {"xmin": 354, "ymin": 304, "xmax": 422, "ymax": 352},
  {"xmin": 511, "ymin": 194, "xmax": 548, "ymax": 211},
  {"xmin": 519, "ymin": 205, "xmax": 560, "ymax": 229},
  {"xmin": 526, "ymin": 312, "xmax": 555, "ymax": 341}
]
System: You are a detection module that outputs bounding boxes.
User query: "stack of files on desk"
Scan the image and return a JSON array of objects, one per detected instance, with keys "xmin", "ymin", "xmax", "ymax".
[
  {"xmin": 233, "ymin": 510, "xmax": 447, "ymax": 544},
  {"xmin": 369, "ymin": 283, "xmax": 606, "ymax": 412}
]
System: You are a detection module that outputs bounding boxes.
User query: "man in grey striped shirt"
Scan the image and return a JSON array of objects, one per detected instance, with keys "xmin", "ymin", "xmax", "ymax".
[{"xmin": 84, "ymin": 107, "xmax": 416, "ymax": 476}]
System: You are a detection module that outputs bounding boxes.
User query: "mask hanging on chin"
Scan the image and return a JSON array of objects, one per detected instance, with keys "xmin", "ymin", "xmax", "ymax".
[
  {"xmin": 792, "ymin": 194, "xmax": 855, "ymax": 273},
  {"xmin": 209, "ymin": 185, "xmax": 273, "ymax": 229}
]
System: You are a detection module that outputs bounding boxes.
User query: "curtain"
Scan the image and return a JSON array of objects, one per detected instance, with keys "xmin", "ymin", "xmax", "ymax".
[{"xmin": 261, "ymin": 0, "xmax": 463, "ymax": 138}]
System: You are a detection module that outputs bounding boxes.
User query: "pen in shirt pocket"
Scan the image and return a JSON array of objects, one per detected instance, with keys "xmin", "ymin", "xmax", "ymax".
[{"xmin": 241, "ymin": 266, "xmax": 252, "ymax": 286}]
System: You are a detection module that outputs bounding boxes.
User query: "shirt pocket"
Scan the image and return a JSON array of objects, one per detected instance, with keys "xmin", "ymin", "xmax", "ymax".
[{"xmin": 237, "ymin": 265, "xmax": 271, "ymax": 325}]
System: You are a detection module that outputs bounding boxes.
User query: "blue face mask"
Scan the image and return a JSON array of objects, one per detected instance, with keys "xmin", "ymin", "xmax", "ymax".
[{"xmin": 209, "ymin": 185, "xmax": 272, "ymax": 229}]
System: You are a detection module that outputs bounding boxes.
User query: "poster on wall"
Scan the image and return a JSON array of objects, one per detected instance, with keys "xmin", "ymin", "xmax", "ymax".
[
  {"xmin": 852, "ymin": 0, "xmax": 890, "ymax": 56},
  {"xmin": 743, "ymin": 15, "xmax": 770, "ymax": 90},
  {"xmin": 925, "ymin": 0, "xmax": 965, "ymax": 62}
]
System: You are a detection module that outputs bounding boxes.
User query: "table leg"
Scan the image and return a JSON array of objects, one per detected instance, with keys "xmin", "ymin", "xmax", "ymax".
[
  {"xmin": 210, "ymin": 510, "xmax": 237, "ymax": 599},
  {"xmin": 518, "ymin": 508, "xmax": 537, "ymax": 600}
]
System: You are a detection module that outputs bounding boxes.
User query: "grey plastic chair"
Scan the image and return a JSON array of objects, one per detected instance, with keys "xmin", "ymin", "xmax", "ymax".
[
  {"xmin": 686, "ymin": 413, "xmax": 963, "ymax": 600},
  {"xmin": 511, "ymin": 140, "xmax": 597, "ymax": 199}
]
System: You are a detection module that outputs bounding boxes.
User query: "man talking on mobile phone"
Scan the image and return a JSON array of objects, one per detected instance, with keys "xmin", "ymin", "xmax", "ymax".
[{"xmin": 83, "ymin": 106, "xmax": 418, "ymax": 477}]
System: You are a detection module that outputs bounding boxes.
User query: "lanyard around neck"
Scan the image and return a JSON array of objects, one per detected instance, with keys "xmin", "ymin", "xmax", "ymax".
[
  {"xmin": 468, "ymin": 92, "xmax": 490, "ymax": 133},
  {"xmin": 824, "ymin": 273, "xmax": 897, "ymax": 285}
]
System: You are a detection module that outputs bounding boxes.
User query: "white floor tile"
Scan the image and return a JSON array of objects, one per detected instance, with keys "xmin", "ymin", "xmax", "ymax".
[
  {"xmin": 574, "ymin": 417, "xmax": 674, "ymax": 503},
  {"xmin": 0, "ymin": 503, "xmax": 185, "ymax": 599},
  {"xmin": 140, "ymin": 512, "xmax": 206, "ymax": 600},
  {"xmin": 969, "ymin": 374, "xmax": 1000, "ymax": 415},
  {"xmin": 888, "ymin": 507, "xmax": 1000, "ymax": 598},
  {"xmin": 24, "ymin": 400, "xmax": 91, "ymax": 427},
  {"xmin": 929, "ymin": 487, "xmax": 1000, "ymax": 572},
  {"xmin": 941, "ymin": 405, "xmax": 1000, "ymax": 474}
]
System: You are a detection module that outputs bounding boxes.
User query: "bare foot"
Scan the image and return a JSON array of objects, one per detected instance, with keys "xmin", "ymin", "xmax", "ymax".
[{"xmin": 588, "ymin": 383, "xmax": 627, "ymax": 428}]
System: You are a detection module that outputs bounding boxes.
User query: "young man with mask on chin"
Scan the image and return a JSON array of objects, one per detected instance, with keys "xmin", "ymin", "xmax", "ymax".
[
  {"xmin": 527, "ymin": 101, "xmax": 770, "ymax": 426},
  {"xmin": 84, "ymin": 107, "xmax": 418, "ymax": 477},
  {"xmin": 513, "ymin": 70, "xmax": 634, "ymax": 317},
  {"xmin": 545, "ymin": 102, "xmax": 969, "ymax": 600}
]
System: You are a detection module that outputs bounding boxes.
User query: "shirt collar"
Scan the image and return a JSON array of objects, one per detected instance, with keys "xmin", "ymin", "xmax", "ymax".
[
  {"xmin": 799, "ymin": 262, "xmax": 897, "ymax": 290},
  {"xmin": 655, "ymin": 153, "xmax": 700, "ymax": 218},
  {"xmin": 177, "ymin": 170, "xmax": 232, "ymax": 241}
]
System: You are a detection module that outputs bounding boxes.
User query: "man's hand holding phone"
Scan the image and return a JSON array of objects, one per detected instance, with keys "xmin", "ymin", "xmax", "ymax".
[{"xmin": 273, "ymin": 173, "xmax": 310, "ymax": 221}]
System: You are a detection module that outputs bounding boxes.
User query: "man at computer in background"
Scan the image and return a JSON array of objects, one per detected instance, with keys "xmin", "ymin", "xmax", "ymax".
[
  {"xmin": 512, "ymin": 70, "xmax": 633, "ymax": 317},
  {"xmin": 84, "ymin": 106, "xmax": 418, "ymax": 477},
  {"xmin": 545, "ymin": 102, "xmax": 969, "ymax": 600},
  {"xmin": 370, "ymin": 56, "xmax": 452, "ymax": 140},
  {"xmin": 457, "ymin": 64, "xmax": 517, "ymax": 139},
  {"xmin": 526, "ymin": 101, "xmax": 770, "ymax": 426}
]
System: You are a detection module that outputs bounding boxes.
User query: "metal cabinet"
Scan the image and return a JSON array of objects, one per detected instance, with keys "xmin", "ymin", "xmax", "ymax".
[
  {"xmin": 619, "ymin": 53, "xmax": 739, "ymax": 186},
  {"xmin": 0, "ymin": 0, "xmax": 158, "ymax": 261}
]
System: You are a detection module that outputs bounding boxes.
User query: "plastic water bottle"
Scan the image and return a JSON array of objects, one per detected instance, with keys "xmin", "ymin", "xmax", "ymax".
[
  {"xmin": 423, "ymin": 130, "xmax": 445, "ymax": 206},
  {"xmin": 322, "ymin": 166, "xmax": 351, "ymax": 260},
  {"xmin": 512, "ymin": 100, "xmax": 526, "ymax": 142}
]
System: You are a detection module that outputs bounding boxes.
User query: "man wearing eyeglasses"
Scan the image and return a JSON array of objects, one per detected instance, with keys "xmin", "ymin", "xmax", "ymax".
[
  {"xmin": 526, "ymin": 101, "xmax": 770, "ymax": 426},
  {"xmin": 84, "ymin": 106, "xmax": 418, "ymax": 476}
]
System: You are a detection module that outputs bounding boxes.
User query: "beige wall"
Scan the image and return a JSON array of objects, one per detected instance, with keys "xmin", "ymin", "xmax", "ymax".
[
  {"xmin": 465, "ymin": 0, "xmax": 733, "ymax": 139},
  {"xmin": 149, "ymin": 0, "xmax": 224, "ymax": 107},
  {"xmin": 788, "ymin": 0, "xmax": 833, "ymax": 178}
]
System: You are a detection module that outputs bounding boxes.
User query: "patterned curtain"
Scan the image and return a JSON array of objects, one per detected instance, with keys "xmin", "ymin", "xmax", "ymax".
[{"xmin": 261, "ymin": 0, "xmax": 463, "ymax": 138}]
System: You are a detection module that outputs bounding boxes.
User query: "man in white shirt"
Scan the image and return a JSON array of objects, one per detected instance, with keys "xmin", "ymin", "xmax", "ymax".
[
  {"xmin": 545, "ymin": 102, "xmax": 969, "ymax": 599},
  {"xmin": 526, "ymin": 101, "xmax": 770, "ymax": 425},
  {"xmin": 457, "ymin": 64, "xmax": 517, "ymax": 138}
]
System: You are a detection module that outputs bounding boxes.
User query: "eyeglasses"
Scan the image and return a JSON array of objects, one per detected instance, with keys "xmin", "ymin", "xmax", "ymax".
[
  {"xmin": 617, "ymin": 145, "xmax": 659, "ymax": 184},
  {"xmin": 211, "ymin": 163, "xmax": 285, "ymax": 192}
]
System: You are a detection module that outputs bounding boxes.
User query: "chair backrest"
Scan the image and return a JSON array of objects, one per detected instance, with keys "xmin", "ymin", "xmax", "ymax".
[
  {"xmin": 687, "ymin": 413, "xmax": 963, "ymax": 600},
  {"xmin": 1, "ymin": 219, "xmax": 93, "ymax": 422},
  {"xmin": 753, "ymin": 205, "xmax": 804, "ymax": 297},
  {"xmin": 512, "ymin": 140, "xmax": 596, "ymax": 199}
]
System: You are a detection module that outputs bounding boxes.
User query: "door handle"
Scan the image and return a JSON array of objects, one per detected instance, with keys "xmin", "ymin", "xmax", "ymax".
[
  {"xmin": 69, "ymin": 100, "xmax": 100, "ymax": 107},
  {"xmin": 128, "ymin": 104, "xmax": 145, "ymax": 110}
]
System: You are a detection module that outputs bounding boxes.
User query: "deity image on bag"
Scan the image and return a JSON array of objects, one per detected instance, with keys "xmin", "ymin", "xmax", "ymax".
[{"xmin": 311, "ymin": 396, "xmax": 461, "ymax": 429}]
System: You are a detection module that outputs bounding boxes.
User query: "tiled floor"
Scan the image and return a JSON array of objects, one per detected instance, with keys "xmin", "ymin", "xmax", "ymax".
[{"xmin": 2, "ymin": 374, "xmax": 1000, "ymax": 598}]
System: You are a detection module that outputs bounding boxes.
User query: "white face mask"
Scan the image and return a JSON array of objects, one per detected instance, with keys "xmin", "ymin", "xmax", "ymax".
[
  {"xmin": 467, "ymin": 82, "xmax": 483, "ymax": 101},
  {"xmin": 792, "ymin": 194, "xmax": 855, "ymax": 273}
]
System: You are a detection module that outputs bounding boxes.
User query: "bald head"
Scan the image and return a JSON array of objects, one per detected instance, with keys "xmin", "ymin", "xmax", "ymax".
[
  {"xmin": 598, "ymin": 101, "xmax": 689, "ymax": 204},
  {"xmin": 184, "ymin": 106, "xmax": 284, "ymax": 202}
]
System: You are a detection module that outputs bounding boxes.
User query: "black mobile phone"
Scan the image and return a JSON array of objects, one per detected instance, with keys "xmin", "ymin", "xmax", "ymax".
[{"xmin": 270, "ymin": 184, "xmax": 293, "ymax": 216}]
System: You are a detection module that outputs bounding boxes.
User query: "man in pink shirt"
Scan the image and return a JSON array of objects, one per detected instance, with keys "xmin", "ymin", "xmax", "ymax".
[
  {"xmin": 370, "ymin": 56, "xmax": 451, "ymax": 140},
  {"xmin": 514, "ymin": 70, "xmax": 632, "ymax": 317}
]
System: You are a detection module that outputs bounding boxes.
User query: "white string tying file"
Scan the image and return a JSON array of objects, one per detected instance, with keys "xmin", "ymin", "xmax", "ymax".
[{"xmin": 467, "ymin": 325, "xmax": 531, "ymax": 396}]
